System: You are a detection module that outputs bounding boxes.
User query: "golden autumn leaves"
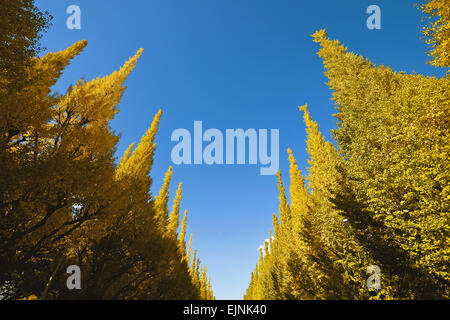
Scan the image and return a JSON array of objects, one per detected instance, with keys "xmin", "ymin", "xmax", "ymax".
[
  {"xmin": 419, "ymin": 0, "xmax": 450, "ymax": 69},
  {"xmin": 245, "ymin": 1, "xmax": 449, "ymax": 299},
  {"xmin": 1, "ymin": 29, "xmax": 213, "ymax": 299},
  {"xmin": 1, "ymin": 0, "xmax": 448, "ymax": 301},
  {"xmin": 245, "ymin": 104, "xmax": 374, "ymax": 300}
]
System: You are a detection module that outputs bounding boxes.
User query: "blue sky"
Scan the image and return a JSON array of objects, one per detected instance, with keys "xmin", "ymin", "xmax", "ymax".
[{"xmin": 35, "ymin": 0, "xmax": 444, "ymax": 299}]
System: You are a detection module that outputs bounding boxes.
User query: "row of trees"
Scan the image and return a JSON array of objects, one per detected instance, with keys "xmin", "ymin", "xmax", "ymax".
[
  {"xmin": 0, "ymin": 0, "xmax": 213, "ymax": 300},
  {"xmin": 245, "ymin": 0, "xmax": 449, "ymax": 300}
]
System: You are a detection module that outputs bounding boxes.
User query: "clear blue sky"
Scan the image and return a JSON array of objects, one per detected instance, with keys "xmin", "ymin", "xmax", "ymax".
[{"xmin": 36, "ymin": 0, "xmax": 444, "ymax": 299}]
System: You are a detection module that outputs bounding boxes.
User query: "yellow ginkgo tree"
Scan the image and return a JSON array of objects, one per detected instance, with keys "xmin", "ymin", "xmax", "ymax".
[
  {"xmin": 246, "ymin": 0, "xmax": 449, "ymax": 300},
  {"xmin": 0, "ymin": 1, "xmax": 213, "ymax": 300}
]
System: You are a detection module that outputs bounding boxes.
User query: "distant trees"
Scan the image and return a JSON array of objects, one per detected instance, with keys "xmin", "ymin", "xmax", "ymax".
[
  {"xmin": 0, "ymin": 1, "xmax": 213, "ymax": 300},
  {"xmin": 245, "ymin": 0, "xmax": 449, "ymax": 300}
]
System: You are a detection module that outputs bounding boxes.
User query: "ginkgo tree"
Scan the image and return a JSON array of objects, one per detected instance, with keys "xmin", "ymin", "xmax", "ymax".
[
  {"xmin": 0, "ymin": 1, "xmax": 214, "ymax": 300},
  {"xmin": 246, "ymin": 0, "xmax": 449, "ymax": 300}
]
